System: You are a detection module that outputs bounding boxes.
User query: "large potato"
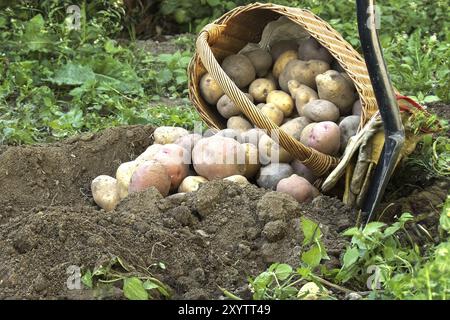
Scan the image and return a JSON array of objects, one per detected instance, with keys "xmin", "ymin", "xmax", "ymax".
[
  {"xmin": 129, "ymin": 160, "xmax": 171, "ymax": 196},
  {"xmin": 244, "ymin": 48, "xmax": 273, "ymax": 77},
  {"xmin": 258, "ymin": 133, "xmax": 293, "ymax": 164},
  {"xmin": 272, "ymin": 50, "xmax": 298, "ymax": 79},
  {"xmin": 192, "ymin": 136, "xmax": 246, "ymax": 180},
  {"xmin": 298, "ymin": 37, "xmax": 333, "ymax": 64},
  {"xmin": 288, "ymin": 80, "xmax": 318, "ymax": 115},
  {"xmin": 280, "ymin": 117, "xmax": 311, "ymax": 141},
  {"xmin": 240, "ymin": 128, "xmax": 265, "ymax": 146},
  {"xmin": 300, "ymin": 122, "xmax": 341, "ymax": 155},
  {"xmin": 276, "ymin": 174, "xmax": 313, "ymax": 203},
  {"xmin": 260, "ymin": 103, "xmax": 284, "ymax": 126},
  {"xmin": 279, "ymin": 59, "xmax": 330, "ymax": 91},
  {"xmin": 136, "ymin": 144, "xmax": 163, "ymax": 161},
  {"xmin": 178, "ymin": 176, "xmax": 208, "ymax": 193},
  {"xmin": 316, "ymin": 70, "xmax": 357, "ymax": 115},
  {"xmin": 199, "ymin": 73, "xmax": 224, "ymax": 105},
  {"xmin": 175, "ymin": 133, "xmax": 202, "ymax": 153},
  {"xmin": 302, "ymin": 99, "xmax": 340, "ymax": 122},
  {"xmin": 249, "ymin": 78, "xmax": 276, "ymax": 102},
  {"xmin": 256, "ymin": 163, "xmax": 294, "ymax": 190},
  {"xmin": 153, "ymin": 126, "xmax": 189, "ymax": 145},
  {"xmin": 91, "ymin": 175, "xmax": 120, "ymax": 212},
  {"xmin": 270, "ymin": 40, "xmax": 299, "ymax": 60},
  {"xmin": 152, "ymin": 144, "xmax": 190, "ymax": 190},
  {"xmin": 242, "ymin": 142, "xmax": 261, "ymax": 178},
  {"xmin": 221, "ymin": 54, "xmax": 256, "ymax": 88},
  {"xmin": 291, "ymin": 160, "xmax": 317, "ymax": 183},
  {"xmin": 116, "ymin": 161, "xmax": 141, "ymax": 199},
  {"xmin": 217, "ymin": 93, "xmax": 253, "ymax": 119},
  {"xmin": 227, "ymin": 116, "xmax": 253, "ymax": 132},
  {"xmin": 266, "ymin": 90, "xmax": 294, "ymax": 117},
  {"xmin": 339, "ymin": 115, "xmax": 360, "ymax": 152}
]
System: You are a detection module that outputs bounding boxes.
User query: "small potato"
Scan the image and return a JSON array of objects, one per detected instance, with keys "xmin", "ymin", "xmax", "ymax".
[
  {"xmin": 279, "ymin": 59, "xmax": 330, "ymax": 91},
  {"xmin": 217, "ymin": 93, "xmax": 253, "ymax": 119},
  {"xmin": 302, "ymin": 99, "xmax": 340, "ymax": 122},
  {"xmin": 116, "ymin": 161, "xmax": 141, "ymax": 199},
  {"xmin": 258, "ymin": 133, "xmax": 293, "ymax": 164},
  {"xmin": 316, "ymin": 70, "xmax": 357, "ymax": 115},
  {"xmin": 224, "ymin": 175, "xmax": 249, "ymax": 185},
  {"xmin": 298, "ymin": 37, "xmax": 333, "ymax": 64},
  {"xmin": 178, "ymin": 176, "xmax": 208, "ymax": 193},
  {"xmin": 91, "ymin": 175, "xmax": 120, "ymax": 212},
  {"xmin": 249, "ymin": 78, "xmax": 277, "ymax": 102},
  {"xmin": 244, "ymin": 48, "xmax": 273, "ymax": 77},
  {"xmin": 227, "ymin": 116, "xmax": 253, "ymax": 132},
  {"xmin": 216, "ymin": 128, "xmax": 242, "ymax": 141},
  {"xmin": 276, "ymin": 174, "xmax": 313, "ymax": 203},
  {"xmin": 291, "ymin": 159, "xmax": 317, "ymax": 183},
  {"xmin": 270, "ymin": 40, "xmax": 299, "ymax": 60},
  {"xmin": 266, "ymin": 90, "xmax": 294, "ymax": 117},
  {"xmin": 261, "ymin": 103, "xmax": 284, "ymax": 126},
  {"xmin": 280, "ymin": 117, "xmax": 311, "ymax": 141},
  {"xmin": 352, "ymin": 99, "xmax": 362, "ymax": 116},
  {"xmin": 199, "ymin": 73, "xmax": 224, "ymax": 105},
  {"xmin": 129, "ymin": 160, "xmax": 171, "ymax": 196},
  {"xmin": 192, "ymin": 136, "xmax": 246, "ymax": 180},
  {"xmin": 339, "ymin": 115, "xmax": 360, "ymax": 152},
  {"xmin": 175, "ymin": 133, "xmax": 202, "ymax": 153},
  {"xmin": 153, "ymin": 126, "xmax": 189, "ymax": 145},
  {"xmin": 300, "ymin": 122, "xmax": 341, "ymax": 155},
  {"xmin": 273, "ymin": 50, "xmax": 298, "ymax": 79},
  {"xmin": 136, "ymin": 144, "xmax": 163, "ymax": 161},
  {"xmin": 242, "ymin": 142, "xmax": 261, "ymax": 179},
  {"xmin": 256, "ymin": 163, "xmax": 294, "ymax": 190},
  {"xmin": 240, "ymin": 128, "xmax": 265, "ymax": 145},
  {"xmin": 221, "ymin": 54, "xmax": 256, "ymax": 88},
  {"xmin": 152, "ymin": 144, "xmax": 190, "ymax": 190},
  {"xmin": 288, "ymin": 80, "xmax": 318, "ymax": 115}
]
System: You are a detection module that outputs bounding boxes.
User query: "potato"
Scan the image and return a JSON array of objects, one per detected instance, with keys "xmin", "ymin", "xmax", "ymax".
[
  {"xmin": 91, "ymin": 175, "xmax": 120, "ymax": 212},
  {"xmin": 316, "ymin": 70, "xmax": 357, "ymax": 115},
  {"xmin": 298, "ymin": 37, "xmax": 333, "ymax": 64},
  {"xmin": 280, "ymin": 117, "xmax": 311, "ymax": 141},
  {"xmin": 264, "ymin": 72, "xmax": 277, "ymax": 88},
  {"xmin": 152, "ymin": 144, "xmax": 190, "ymax": 190},
  {"xmin": 272, "ymin": 50, "xmax": 298, "ymax": 79},
  {"xmin": 339, "ymin": 115, "xmax": 360, "ymax": 152},
  {"xmin": 227, "ymin": 116, "xmax": 253, "ymax": 132},
  {"xmin": 192, "ymin": 136, "xmax": 246, "ymax": 180},
  {"xmin": 279, "ymin": 59, "xmax": 330, "ymax": 91},
  {"xmin": 221, "ymin": 54, "xmax": 256, "ymax": 88},
  {"xmin": 199, "ymin": 73, "xmax": 224, "ymax": 105},
  {"xmin": 153, "ymin": 126, "xmax": 189, "ymax": 145},
  {"xmin": 266, "ymin": 90, "xmax": 294, "ymax": 117},
  {"xmin": 260, "ymin": 103, "xmax": 284, "ymax": 126},
  {"xmin": 249, "ymin": 78, "xmax": 276, "ymax": 102},
  {"xmin": 178, "ymin": 176, "xmax": 208, "ymax": 193},
  {"xmin": 116, "ymin": 161, "xmax": 141, "ymax": 199},
  {"xmin": 300, "ymin": 122, "xmax": 341, "ymax": 155},
  {"xmin": 129, "ymin": 160, "xmax": 171, "ymax": 196},
  {"xmin": 244, "ymin": 48, "xmax": 273, "ymax": 77},
  {"xmin": 136, "ymin": 144, "xmax": 163, "ymax": 161},
  {"xmin": 216, "ymin": 128, "xmax": 242, "ymax": 141},
  {"xmin": 175, "ymin": 133, "xmax": 202, "ymax": 153},
  {"xmin": 258, "ymin": 133, "xmax": 293, "ymax": 164},
  {"xmin": 291, "ymin": 159, "xmax": 317, "ymax": 183},
  {"xmin": 297, "ymin": 282, "xmax": 322, "ymax": 300},
  {"xmin": 276, "ymin": 174, "xmax": 313, "ymax": 203},
  {"xmin": 302, "ymin": 99, "xmax": 340, "ymax": 122},
  {"xmin": 224, "ymin": 175, "xmax": 249, "ymax": 185},
  {"xmin": 217, "ymin": 93, "xmax": 253, "ymax": 119},
  {"xmin": 256, "ymin": 163, "xmax": 294, "ymax": 190},
  {"xmin": 242, "ymin": 142, "xmax": 261, "ymax": 178},
  {"xmin": 270, "ymin": 40, "xmax": 299, "ymax": 60},
  {"xmin": 240, "ymin": 128, "xmax": 265, "ymax": 145},
  {"xmin": 203, "ymin": 128, "xmax": 219, "ymax": 137},
  {"xmin": 288, "ymin": 80, "xmax": 318, "ymax": 115},
  {"xmin": 352, "ymin": 99, "xmax": 362, "ymax": 116}
]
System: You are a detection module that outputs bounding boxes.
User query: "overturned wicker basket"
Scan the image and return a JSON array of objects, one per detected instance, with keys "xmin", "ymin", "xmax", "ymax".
[{"xmin": 188, "ymin": 2, "xmax": 379, "ymax": 177}]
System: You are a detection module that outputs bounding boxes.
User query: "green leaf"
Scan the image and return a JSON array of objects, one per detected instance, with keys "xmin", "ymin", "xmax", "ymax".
[
  {"xmin": 272, "ymin": 264, "xmax": 293, "ymax": 281},
  {"xmin": 301, "ymin": 245, "xmax": 322, "ymax": 268},
  {"xmin": 342, "ymin": 227, "xmax": 359, "ymax": 237},
  {"xmin": 363, "ymin": 222, "xmax": 386, "ymax": 236},
  {"xmin": 49, "ymin": 63, "xmax": 96, "ymax": 86},
  {"xmin": 143, "ymin": 280, "xmax": 160, "ymax": 290},
  {"xmin": 81, "ymin": 270, "xmax": 93, "ymax": 289},
  {"xmin": 342, "ymin": 246, "xmax": 359, "ymax": 268},
  {"xmin": 301, "ymin": 217, "xmax": 322, "ymax": 245},
  {"xmin": 440, "ymin": 196, "xmax": 450, "ymax": 233},
  {"xmin": 123, "ymin": 277, "xmax": 149, "ymax": 300},
  {"xmin": 22, "ymin": 14, "xmax": 57, "ymax": 52}
]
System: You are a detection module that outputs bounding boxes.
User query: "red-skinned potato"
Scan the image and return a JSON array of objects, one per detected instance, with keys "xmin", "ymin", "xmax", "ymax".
[
  {"xmin": 116, "ymin": 161, "xmax": 141, "ymax": 199},
  {"xmin": 178, "ymin": 176, "xmax": 208, "ymax": 193},
  {"xmin": 152, "ymin": 144, "xmax": 190, "ymax": 190},
  {"xmin": 300, "ymin": 121, "xmax": 341, "ymax": 155},
  {"xmin": 129, "ymin": 160, "xmax": 171, "ymax": 196},
  {"xmin": 199, "ymin": 73, "xmax": 224, "ymax": 105},
  {"xmin": 91, "ymin": 175, "xmax": 120, "ymax": 212},
  {"xmin": 276, "ymin": 174, "xmax": 314, "ymax": 203},
  {"xmin": 291, "ymin": 160, "xmax": 317, "ymax": 183},
  {"xmin": 256, "ymin": 163, "xmax": 294, "ymax": 190},
  {"xmin": 153, "ymin": 126, "xmax": 189, "ymax": 145}
]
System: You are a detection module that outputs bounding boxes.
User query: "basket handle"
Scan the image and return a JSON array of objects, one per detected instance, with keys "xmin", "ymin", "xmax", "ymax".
[{"xmin": 196, "ymin": 23, "xmax": 339, "ymax": 176}]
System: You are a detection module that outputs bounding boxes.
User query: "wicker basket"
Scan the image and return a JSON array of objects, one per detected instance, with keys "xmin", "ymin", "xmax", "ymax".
[{"xmin": 188, "ymin": 2, "xmax": 379, "ymax": 177}]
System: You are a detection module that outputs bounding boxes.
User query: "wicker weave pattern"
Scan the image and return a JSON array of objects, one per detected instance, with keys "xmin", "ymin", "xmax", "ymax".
[{"xmin": 188, "ymin": 2, "xmax": 378, "ymax": 177}]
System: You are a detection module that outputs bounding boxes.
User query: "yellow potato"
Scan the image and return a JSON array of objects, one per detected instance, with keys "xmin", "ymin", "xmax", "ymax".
[
  {"xmin": 224, "ymin": 175, "xmax": 249, "ymax": 185},
  {"xmin": 266, "ymin": 90, "xmax": 294, "ymax": 117},
  {"xmin": 199, "ymin": 73, "xmax": 224, "ymax": 105},
  {"xmin": 279, "ymin": 59, "xmax": 330, "ymax": 91},
  {"xmin": 280, "ymin": 117, "xmax": 311, "ymax": 141},
  {"xmin": 287, "ymin": 80, "xmax": 318, "ymax": 116},
  {"xmin": 91, "ymin": 175, "xmax": 120, "ymax": 212},
  {"xmin": 116, "ymin": 161, "xmax": 141, "ymax": 199},
  {"xmin": 273, "ymin": 50, "xmax": 298, "ymax": 79},
  {"xmin": 242, "ymin": 142, "xmax": 261, "ymax": 179},
  {"xmin": 153, "ymin": 126, "xmax": 189, "ymax": 145},
  {"xmin": 227, "ymin": 116, "xmax": 253, "ymax": 132},
  {"xmin": 316, "ymin": 70, "xmax": 357, "ymax": 115},
  {"xmin": 136, "ymin": 144, "xmax": 163, "ymax": 162},
  {"xmin": 249, "ymin": 78, "xmax": 276, "ymax": 103},
  {"xmin": 178, "ymin": 176, "xmax": 208, "ymax": 193},
  {"xmin": 260, "ymin": 103, "xmax": 284, "ymax": 126}
]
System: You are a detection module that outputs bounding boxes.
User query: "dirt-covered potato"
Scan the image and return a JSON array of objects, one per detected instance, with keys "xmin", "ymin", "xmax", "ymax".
[
  {"xmin": 175, "ymin": 133, "xmax": 202, "ymax": 153},
  {"xmin": 227, "ymin": 116, "xmax": 253, "ymax": 132},
  {"xmin": 224, "ymin": 175, "xmax": 249, "ymax": 185},
  {"xmin": 270, "ymin": 40, "xmax": 299, "ymax": 60},
  {"xmin": 136, "ymin": 144, "xmax": 163, "ymax": 161},
  {"xmin": 276, "ymin": 174, "xmax": 313, "ymax": 203},
  {"xmin": 279, "ymin": 59, "xmax": 330, "ymax": 91},
  {"xmin": 280, "ymin": 117, "xmax": 311, "ymax": 141},
  {"xmin": 258, "ymin": 133, "xmax": 293, "ymax": 164},
  {"xmin": 291, "ymin": 159, "xmax": 317, "ymax": 183},
  {"xmin": 288, "ymin": 80, "xmax": 318, "ymax": 116},
  {"xmin": 260, "ymin": 103, "xmax": 284, "ymax": 126},
  {"xmin": 256, "ymin": 163, "xmax": 294, "ymax": 190},
  {"xmin": 339, "ymin": 115, "xmax": 360, "ymax": 152},
  {"xmin": 199, "ymin": 73, "xmax": 224, "ymax": 105},
  {"xmin": 266, "ymin": 90, "xmax": 294, "ymax": 117},
  {"xmin": 242, "ymin": 142, "xmax": 260, "ymax": 179},
  {"xmin": 298, "ymin": 37, "xmax": 333, "ymax": 64},
  {"xmin": 152, "ymin": 144, "xmax": 190, "ymax": 190},
  {"xmin": 129, "ymin": 160, "xmax": 171, "ymax": 196},
  {"xmin": 116, "ymin": 161, "xmax": 141, "ymax": 199},
  {"xmin": 221, "ymin": 54, "xmax": 256, "ymax": 88},
  {"xmin": 316, "ymin": 70, "xmax": 357, "ymax": 115},
  {"xmin": 217, "ymin": 93, "xmax": 253, "ymax": 119},
  {"xmin": 153, "ymin": 126, "xmax": 189, "ymax": 145},
  {"xmin": 352, "ymin": 99, "xmax": 362, "ymax": 116},
  {"xmin": 302, "ymin": 99, "xmax": 340, "ymax": 122},
  {"xmin": 91, "ymin": 175, "xmax": 120, "ymax": 212},
  {"xmin": 216, "ymin": 128, "xmax": 242, "ymax": 141},
  {"xmin": 272, "ymin": 50, "xmax": 298, "ymax": 79},
  {"xmin": 244, "ymin": 48, "xmax": 273, "ymax": 77},
  {"xmin": 192, "ymin": 136, "xmax": 246, "ymax": 180},
  {"xmin": 240, "ymin": 128, "xmax": 265, "ymax": 146},
  {"xmin": 300, "ymin": 121, "xmax": 341, "ymax": 155},
  {"xmin": 178, "ymin": 176, "xmax": 208, "ymax": 193},
  {"xmin": 249, "ymin": 78, "xmax": 277, "ymax": 102}
]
